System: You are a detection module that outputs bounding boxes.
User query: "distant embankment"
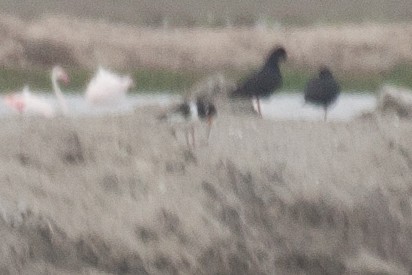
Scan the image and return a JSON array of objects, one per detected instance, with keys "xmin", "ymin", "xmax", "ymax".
[{"xmin": 1, "ymin": 14, "xmax": 412, "ymax": 74}]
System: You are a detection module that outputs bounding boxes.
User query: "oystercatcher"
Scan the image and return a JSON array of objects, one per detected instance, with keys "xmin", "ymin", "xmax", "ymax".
[
  {"xmin": 230, "ymin": 46, "xmax": 287, "ymax": 117},
  {"xmin": 304, "ymin": 67, "xmax": 341, "ymax": 121},
  {"xmin": 161, "ymin": 97, "xmax": 217, "ymax": 147}
]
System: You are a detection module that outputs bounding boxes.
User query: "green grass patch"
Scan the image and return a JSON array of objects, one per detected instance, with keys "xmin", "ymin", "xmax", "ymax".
[
  {"xmin": 1, "ymin": 65, "xmax": 412, "ymax": 94},
  {"xmin": 0, "ymin": 68, "xmax": 52, "ymax": 92},
  {"xmin": 335, "ymin": 64, "xmax": 412, "ymax": 92},
  {"xmin": 0, "ymin": 67, "xmax": 206, "ymax": 94},
  {"xmin": 132, "ymin": 69, "xmax": 205, "ymax": 93},
  {"xmin": 383, "ymin": 64, "xmax": 412, "ymax": 88}
]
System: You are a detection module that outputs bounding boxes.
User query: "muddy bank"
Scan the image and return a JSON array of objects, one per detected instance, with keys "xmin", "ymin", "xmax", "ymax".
[
  {"xmin": 1, "ymin": 14, "xmax": 412, "ymax": 73},
  {"xmin": 0, "ymin": 106, "xmax": 411, "ymax": 274}
]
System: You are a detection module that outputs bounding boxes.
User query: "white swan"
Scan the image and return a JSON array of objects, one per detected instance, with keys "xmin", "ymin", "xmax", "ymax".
[
  {"xmin": 85, "ymin": 67, "xmax": 134, "ymax": 105},
  {"xmin": 3, "ymin": 66, "xmax": 69, "ymax": 117}
]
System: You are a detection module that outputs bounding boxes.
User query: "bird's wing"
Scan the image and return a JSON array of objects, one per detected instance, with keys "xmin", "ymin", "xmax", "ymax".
[
  {"xmin": 231, "ymin": 67, "xmax": 281, "ymax": 98},
  {"xmin": 231, "ymin": 70, "xmax": 261, "ymax": 98},
  {"xmin": 85, "ymin": 68, "xmax": 129, "ymax": 103},
  {"xmin": 304, "ymin": 77, "xmax": 341, "ymax": 102},
  {"xmin": 24, "ymin": 93, "xmax": 55, "ymax": 117},
  {"xmin": 304, "ymin": 78, "xmax": 324, "ymax": 101}
]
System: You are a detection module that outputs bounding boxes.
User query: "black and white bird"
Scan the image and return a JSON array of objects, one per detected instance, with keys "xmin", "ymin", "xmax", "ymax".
[
  {"xmin": 304, "ymin": 67, "xmax": 341, "ymax": 121},
  {"xmin": 160, "ymin": 97, "xmax": 217, "ymax": 147},
  {"xmin": 230, "ymin": 46, "xmax": 287, "ymax": 117}
]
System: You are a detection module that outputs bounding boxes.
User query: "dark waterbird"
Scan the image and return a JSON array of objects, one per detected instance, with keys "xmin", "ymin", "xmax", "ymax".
[
  {"xmin": 304, "ymin": 67, "xmax": 341, "ymax": 121},
  {"xmin": 230, "ymin": 46, "xmax": 287, "ymax": 117}
]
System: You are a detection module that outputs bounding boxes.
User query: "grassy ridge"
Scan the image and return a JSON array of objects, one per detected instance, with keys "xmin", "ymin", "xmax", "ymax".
[
  {"xmin": 1, "ymin": 0, "xmax": 412, "ymax": 27},
  {"xmin": 1, "ymin": 65, "xmax": 412, "ymax": 94}
]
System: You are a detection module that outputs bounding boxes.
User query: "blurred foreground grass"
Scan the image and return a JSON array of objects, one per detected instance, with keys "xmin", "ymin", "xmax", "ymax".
[{"xmin": 1, "ymin": 65, "xmax": 412, "ymax": 93}]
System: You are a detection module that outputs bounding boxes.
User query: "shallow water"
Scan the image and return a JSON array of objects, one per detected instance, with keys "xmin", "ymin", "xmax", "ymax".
[
  {"xmin": 260, "ymin": 92, "xmax": 376, "ymax": 121},
  {"xmin": 0, "ymin": 93, "xmax": 178, "ymax": 117},
  {"xmin": 0, "ymin": 91, "xmax": 376, "ymax": 121}
]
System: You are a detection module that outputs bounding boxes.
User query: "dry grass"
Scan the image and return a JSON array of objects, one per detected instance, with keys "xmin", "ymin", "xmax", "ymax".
[
  {"xmin": 1, "ymin": 14, "xmax": 412, "ymax": 74},
  {"xmin": 0, "ymin": 107, "xmax": 412, "ymax": 273}
]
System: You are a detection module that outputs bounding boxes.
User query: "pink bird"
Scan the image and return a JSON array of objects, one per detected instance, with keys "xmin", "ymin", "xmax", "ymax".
[
  {"xmin": 85, "ymin": 67, "xmax": 134, "ymax": 105},
  {"xmin": 3, "ymin": 66, "xmax": 69, "ymax": 117}
]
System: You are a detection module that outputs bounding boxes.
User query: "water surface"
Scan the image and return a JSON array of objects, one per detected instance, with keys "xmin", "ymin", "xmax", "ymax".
[
  {"xmin": 0, "ymin": 91, "xmax": 376, "ymax": 121},
  {"xmin": 260, "ymin": 92, "xmax": 376, "ymax": 121}
]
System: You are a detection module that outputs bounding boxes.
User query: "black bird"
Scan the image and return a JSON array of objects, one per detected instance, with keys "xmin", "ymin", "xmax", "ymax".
[
  {"xmin": 230, "ymin": 46, "xmax": 287, "ymax": 117},
  {"xmin": 161, "ymin": 97, "xmax": 217, "ymax": 147},
  {"xmin": 304, "ymin": 67, "xmax": 341, "ymax": 121}
]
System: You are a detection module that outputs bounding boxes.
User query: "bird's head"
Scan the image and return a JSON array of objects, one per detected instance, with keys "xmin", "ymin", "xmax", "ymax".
[
  {"xmin": 319, "ymin": 66, "xmax": 333, "ymax": 78},
  {"xmin": 52, "ymin": 66, "xmax": 69, "ymax": 85},
  {"xmin": 266, "ymin": 46, "xmax": 287, "ymax": 66}
]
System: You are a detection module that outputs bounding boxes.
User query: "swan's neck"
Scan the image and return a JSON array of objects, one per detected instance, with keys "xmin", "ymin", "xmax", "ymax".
[{"xmin": 52, "ymin": 75, "xmax": 68, "ymax": 115}]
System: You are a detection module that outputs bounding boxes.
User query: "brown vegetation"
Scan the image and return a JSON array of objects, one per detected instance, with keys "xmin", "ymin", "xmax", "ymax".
[
  {"xmin": 0, "ymin": 106, "xmax": 412, "ymax": 273},
  {"xmin": 1, "ymin": 14, "xmax": 412, "ymax": 73}
]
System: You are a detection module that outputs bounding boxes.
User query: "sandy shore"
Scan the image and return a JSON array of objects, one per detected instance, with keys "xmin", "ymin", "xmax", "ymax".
[{"xmin": 0, "ymin": 104, "xmax": 411, "ymax": 274}]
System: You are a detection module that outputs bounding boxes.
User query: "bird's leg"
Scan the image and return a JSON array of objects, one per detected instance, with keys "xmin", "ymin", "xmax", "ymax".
[
  {"xmin": 170, "ymin": 128, "xmax": 177, "ymax": 140},
  {"xmin": 185, "ymin": 128, "xmax": 190, "ymax": 147},
  {"xmin": 324, "ymin": 106, "xmax": 328, "ymax": 122},
  {"xmin": 206, "ymin": 126, "xmax": 211, "ymax": 143},
  {"xmin": 256, "ymin": 97, "xmax": 262, "ymax": 117},
  {"xmin": 191, "ymin": 125, "xmax": 195, "ymax": 148},
  {"xmin": 206, "ymin": 116, "xmax": 213, "ymax": 144}
]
